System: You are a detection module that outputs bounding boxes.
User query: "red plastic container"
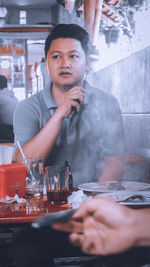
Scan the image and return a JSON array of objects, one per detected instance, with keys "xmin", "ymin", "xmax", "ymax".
[{"xmin": 0, "ymin": 163, "xmax": 27, "ymax": 198}]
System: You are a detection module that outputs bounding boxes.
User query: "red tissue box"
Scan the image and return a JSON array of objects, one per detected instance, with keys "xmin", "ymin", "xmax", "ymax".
[{"xmin": 0, "ymin": 163, "xmax": 27, "ymax": 198}]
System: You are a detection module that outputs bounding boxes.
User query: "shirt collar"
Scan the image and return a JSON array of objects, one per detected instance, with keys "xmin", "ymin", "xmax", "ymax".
[{"xmin": 42, "ymin": 82, "xmax": 57, "ymax": 110}]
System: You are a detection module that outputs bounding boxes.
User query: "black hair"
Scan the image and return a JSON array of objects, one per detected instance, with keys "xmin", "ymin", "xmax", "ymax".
[
  {"xmin": 0, "ymin": 75, "xmax": 7, "ymax": 90},
  {"xmin": 44, "ymin": 24, "xmax": 90, "ymax": 58}
]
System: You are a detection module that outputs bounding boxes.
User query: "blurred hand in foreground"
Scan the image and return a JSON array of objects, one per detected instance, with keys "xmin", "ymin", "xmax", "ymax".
[{"xmin": 52, "ymin": 198, "xmax": 150, "ymax": 255}]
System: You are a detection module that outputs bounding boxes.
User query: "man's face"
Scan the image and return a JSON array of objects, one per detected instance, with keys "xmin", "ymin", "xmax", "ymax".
[{"xmin": 46, "ymin": 38, "xmax": 88, "ymax": 89}]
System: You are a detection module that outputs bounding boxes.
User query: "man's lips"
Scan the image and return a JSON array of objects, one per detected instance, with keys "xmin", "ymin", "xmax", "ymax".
[{"xmin": 59, "ymin": 72, "xmax": 72, "ymax": 76}]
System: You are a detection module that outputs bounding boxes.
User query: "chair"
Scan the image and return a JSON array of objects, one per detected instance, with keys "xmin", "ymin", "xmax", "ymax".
[{"xmin": 0, "ymin": 124, "xmax": 14, "ymax": 143}]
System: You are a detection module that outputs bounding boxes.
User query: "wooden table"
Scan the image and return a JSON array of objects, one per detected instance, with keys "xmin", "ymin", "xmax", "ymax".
[
  {"xmin": 0, "ymin": 195, "xmax": 150, "ymax": 267},
  {"xmin": 0, "ymin": 196, "xmax": 99, "ymax": 267},
  {"xmin": 0, "ymin": 196, "xmax": 75, "ymax": 267},
  {"xmin": 0, "ymin": 196, "xmax": 71, "ymax": 224}
]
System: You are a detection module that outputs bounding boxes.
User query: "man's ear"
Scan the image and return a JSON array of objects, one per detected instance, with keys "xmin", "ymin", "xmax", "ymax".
[
  {"xmin": 45, "ymin": 58, "xmax": 50, "ymax": 77},
  {"xmin": 44, "ymin": 58, "xmax": 48, "ymax": 72},
  {"xmin": 86, "ymin": 56, "xmax": 91, "ymax": 73}
]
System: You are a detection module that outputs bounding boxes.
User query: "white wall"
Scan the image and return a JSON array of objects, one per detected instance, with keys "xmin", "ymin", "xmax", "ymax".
[{"xmin": 6, "ymin": 7, "xmax": 53, "ymax": 25}]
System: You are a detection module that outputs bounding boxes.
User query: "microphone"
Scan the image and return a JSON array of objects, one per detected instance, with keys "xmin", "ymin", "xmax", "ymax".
[{"xmin": 71, "ymin": 98, "xmax": 81, "ymax": 112}]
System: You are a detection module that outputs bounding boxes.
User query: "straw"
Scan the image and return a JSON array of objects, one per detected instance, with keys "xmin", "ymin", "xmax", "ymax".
[{"xmin": 16, "ymin": 141, "xmax": 35, "ymax": 180}]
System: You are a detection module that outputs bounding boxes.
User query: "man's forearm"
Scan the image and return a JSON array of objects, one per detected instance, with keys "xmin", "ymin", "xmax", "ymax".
[
  {"xmin": 98, "ymin": 156, "xmax": 123, "ymax": 183},
  {"xmin": 15, "ymin": 110, "xmax": 63, "ymax": 162},
  {"xmin": 98, "ymin": 168, "xmax": 121, "ymax": 183}
]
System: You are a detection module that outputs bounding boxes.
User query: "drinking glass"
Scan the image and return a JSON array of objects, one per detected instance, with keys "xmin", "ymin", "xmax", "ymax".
[
  {"xmin": 45, "ymin": 165, "xmax": 70, "ymax": 204},
  {"xmin": 26, "ymin": 158, "xmax": 45, "ymax": 197}
]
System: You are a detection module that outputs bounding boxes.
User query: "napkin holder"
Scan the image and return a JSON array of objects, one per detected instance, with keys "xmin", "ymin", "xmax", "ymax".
[{"xmin": 0, "ymin": 163, "xmax": 27, "ymax": 198}]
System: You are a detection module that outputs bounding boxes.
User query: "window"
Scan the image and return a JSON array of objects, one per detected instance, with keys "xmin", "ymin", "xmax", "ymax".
[{"xmin": 19, "ymin": 11, "xmax": 27, "ymax": 25}]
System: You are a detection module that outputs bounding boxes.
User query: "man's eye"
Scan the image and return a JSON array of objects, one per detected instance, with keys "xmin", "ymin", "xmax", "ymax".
[
  {"xmin": 70, "ymin": 55, "xmax": 79, "ymax": 59},
  {"xmin": 52, "ymin": 55, "xmax": 61, "ymax": 59}
]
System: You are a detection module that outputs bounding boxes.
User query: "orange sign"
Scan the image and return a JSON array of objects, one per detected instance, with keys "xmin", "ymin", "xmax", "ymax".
[{"xmin": 0, "ymin": 44, "xmax": 24, "ymax": 55}]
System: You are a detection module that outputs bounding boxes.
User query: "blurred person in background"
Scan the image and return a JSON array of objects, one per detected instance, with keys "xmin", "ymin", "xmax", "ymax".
[
  {"xmin": 0, "ymin": 74, "xmax": 18, "ymax": 125},
  {"xmin": 0, "ymin": 74, "xmax": 18, "ymax": 142},
  {"xmin": 14, "ymin": 23, "xmax": 124, "ymax": 186}
]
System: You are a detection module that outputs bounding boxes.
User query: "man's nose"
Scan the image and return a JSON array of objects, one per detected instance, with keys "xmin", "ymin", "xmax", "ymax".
[{"xmin": 60, "ymin": 57, "xmax": 71, "ymax": 68}]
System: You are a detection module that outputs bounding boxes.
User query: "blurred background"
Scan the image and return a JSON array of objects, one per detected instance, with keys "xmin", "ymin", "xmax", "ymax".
[{"xmin": 0, "ymin": 0, "xmax": 150, "ymax": 180}]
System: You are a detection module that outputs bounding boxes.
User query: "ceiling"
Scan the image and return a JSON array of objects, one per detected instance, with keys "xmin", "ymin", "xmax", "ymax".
[
  {"xmin": 1, "ymin": 0, "xmax": 150, "ymax": 47},
  {"xmin": 0, "ymin": 0, "xmax": 57, "ymax": 8},
  {"xmin": 0, "ymin": 0, "xmax": 150, "ymax": 70}
]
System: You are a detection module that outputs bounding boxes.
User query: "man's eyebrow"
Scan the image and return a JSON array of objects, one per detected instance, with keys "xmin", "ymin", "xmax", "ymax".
[
  {"xmin": 50, "ymin": 49, "xmax": 80, "ymax": 54},
  {"xmin": 69, "ymin": 50, "xmax": 80, "ymax": 53},
  {"xmin": 50, "ymin": 50, "xmax": 61, "ymax": 54}
]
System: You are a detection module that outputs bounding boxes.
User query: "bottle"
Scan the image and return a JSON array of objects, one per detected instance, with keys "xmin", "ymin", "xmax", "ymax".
[
  {"xmin": 64, "ymin": 161, "xmax": 69, "ymax": 190},
  {"xmin": 68, "ymin": 164, "xmax": 73, "ymax": 191}
]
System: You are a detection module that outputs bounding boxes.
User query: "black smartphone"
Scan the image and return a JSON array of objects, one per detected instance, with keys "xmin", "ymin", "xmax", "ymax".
[
  {"xmin": 31, "ymin": 209, "xmax": 76, "ymax": 229},
  {"xmin": 71, "ymin": 98, "xmax": 81, "ymax": 112}
]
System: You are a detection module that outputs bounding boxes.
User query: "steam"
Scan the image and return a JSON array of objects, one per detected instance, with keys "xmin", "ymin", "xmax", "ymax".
[{"xmin": 86, "ymin": 43, "xmax": 150, "ymax": 184}]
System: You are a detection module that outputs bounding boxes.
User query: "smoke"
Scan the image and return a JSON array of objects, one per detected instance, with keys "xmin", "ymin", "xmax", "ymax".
[{"xmin": 86, "ymin": 45, "xmax": 150, "ymax": 184}]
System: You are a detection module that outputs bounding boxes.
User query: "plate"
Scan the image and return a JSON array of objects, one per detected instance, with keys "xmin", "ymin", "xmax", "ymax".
[
  {"xmin": 78, "ymin": 181, "xmax": 150, "ymax": 193},
  {"xmin": 94, "ymin": 191, "xmax": 150, "ymax": 206}
]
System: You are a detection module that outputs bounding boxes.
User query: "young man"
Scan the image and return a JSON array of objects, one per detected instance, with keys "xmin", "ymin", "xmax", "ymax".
[{"xmin": 14, "ymin": 24, "xmax": 124, "ymax": 186}]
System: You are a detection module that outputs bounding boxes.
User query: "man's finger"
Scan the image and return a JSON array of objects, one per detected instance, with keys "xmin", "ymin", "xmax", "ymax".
[
  {"xmin": 52, "ymin": 220, "xmax": 83, "ymax": 233},
  {"xmin": 69, "ymin": 233, "xmax": 98, "ymax": 255},
  {"xmin": 69, "ymin": 233, "xmax": 84, "ymax": 247}
]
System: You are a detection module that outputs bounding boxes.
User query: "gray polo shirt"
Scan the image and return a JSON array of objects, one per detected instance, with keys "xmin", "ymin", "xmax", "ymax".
[{"xmin": 13, "ymin": 81, "xmax": 124, "ymax": 187}]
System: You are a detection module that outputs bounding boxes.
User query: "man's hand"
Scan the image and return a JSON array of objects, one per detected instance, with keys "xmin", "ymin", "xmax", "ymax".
[
  {"xmin": 56, "ymin": 86, "xmax": 85, "ymax": 118},
  {"xmin": 98, "ymin": 156, "xmax": 124, "ymax": 183},
  {"xmin": 52, "ymin": 198, "xmax": 139, "ymax": 255}
]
